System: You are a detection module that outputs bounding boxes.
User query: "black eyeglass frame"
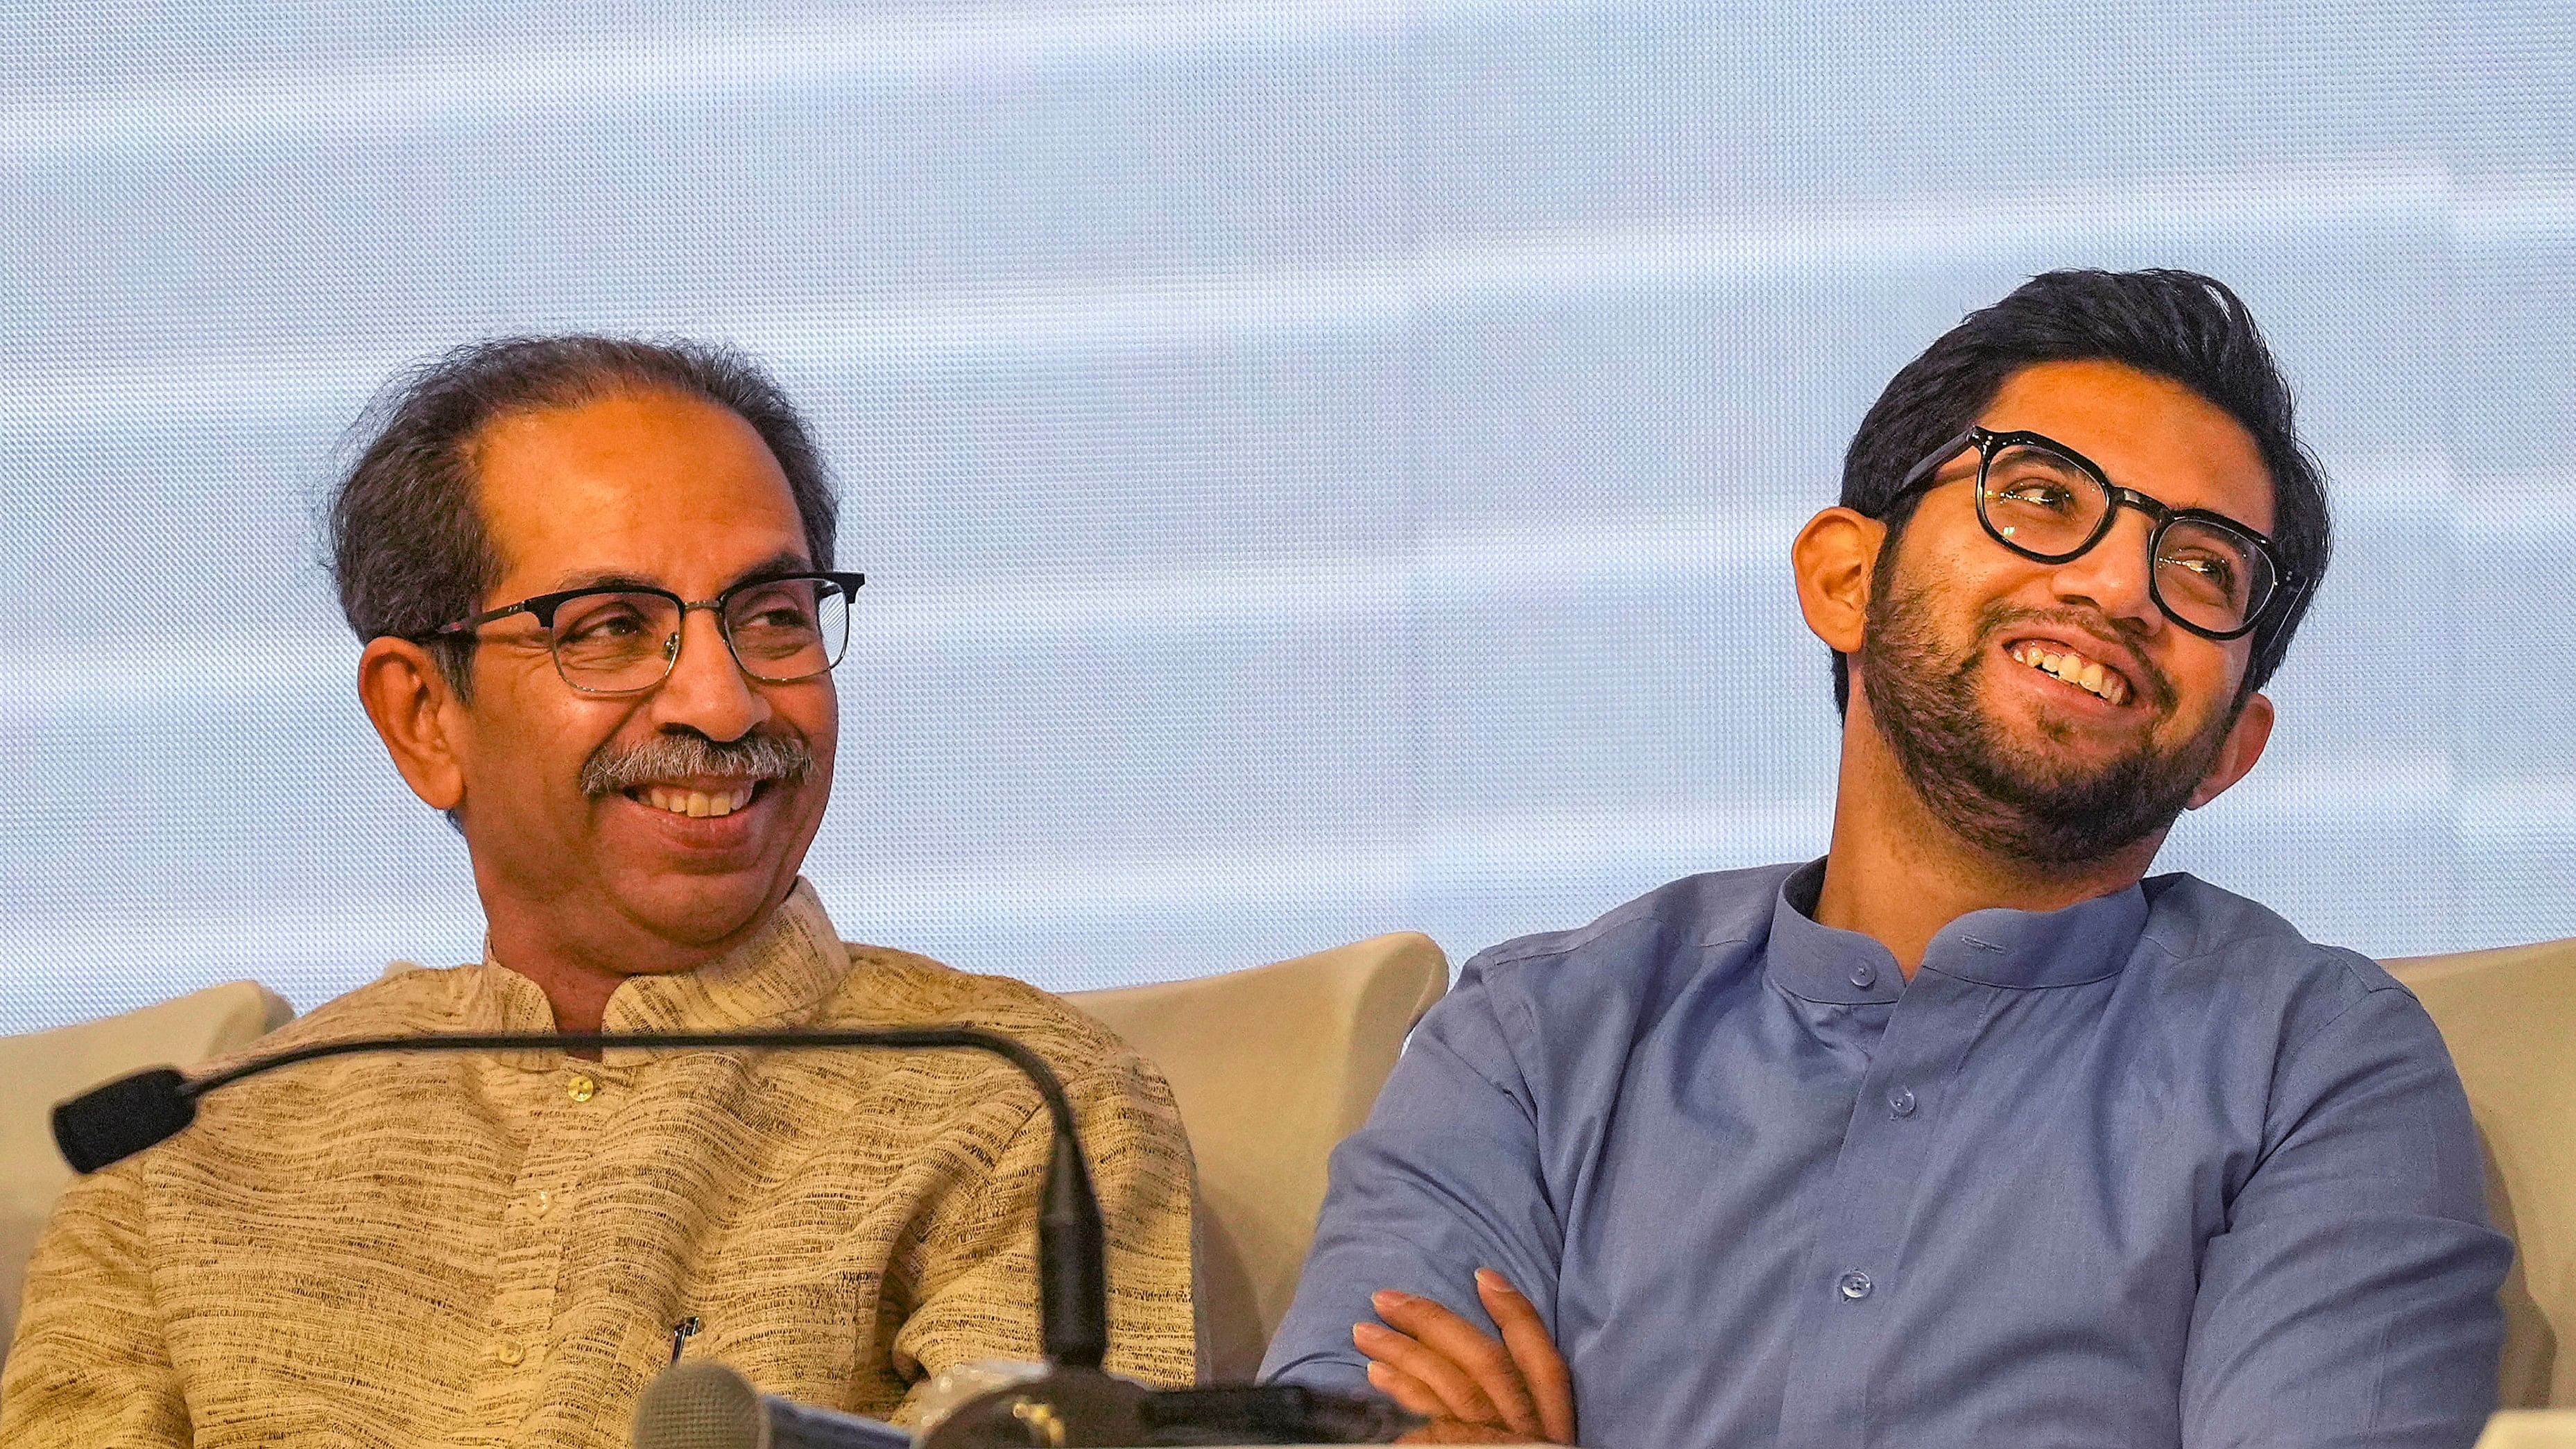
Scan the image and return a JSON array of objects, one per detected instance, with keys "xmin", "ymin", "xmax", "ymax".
[
  {"xmin": 411, "ymin": 569, "xmax": 868, "ymax": 694},
  {"xmin": 1887, "ymin": 427, "xmax": 2293, "ymax": 642}
]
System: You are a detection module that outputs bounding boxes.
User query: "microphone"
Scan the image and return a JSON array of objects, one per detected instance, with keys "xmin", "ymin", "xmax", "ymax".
[
  {"xmin": 634, "ymin": 1361, "xmax": 911, "ymax": 1449},
  {"xmin": 58, "ymin": 1024, "xmax": 1418, "ymax": 1445},
  {"xmin": 51, "ymin": 1024, "xmax": 1108, "ymax": 1369},
  {"xmin": 633, "ymin": 1359, "xmax": 1420, "ymax": 1449}
]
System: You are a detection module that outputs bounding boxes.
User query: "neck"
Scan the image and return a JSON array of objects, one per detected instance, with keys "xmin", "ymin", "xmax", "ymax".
[
  {"xmin": 474, "ymin": 886, "xmax": 775, "ymax": 1043},
  {"xmin": 483, "ymin": 932, "xmax": 629, "ymax": 1038},
  {"xmin": 1816, "ymin": 691, "xmax": 2159, "ymax": 977}
]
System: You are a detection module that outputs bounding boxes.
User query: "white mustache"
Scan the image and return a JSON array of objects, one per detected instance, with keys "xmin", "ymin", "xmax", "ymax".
[{"xmin": 578, "ymin": 732, "xmax": 814, "ymax": 799}]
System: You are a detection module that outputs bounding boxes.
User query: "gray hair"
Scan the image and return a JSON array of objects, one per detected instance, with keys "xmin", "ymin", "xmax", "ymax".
[{"xmin": 328, "ymin": 336, "xmax": 837, "ymax": 697}]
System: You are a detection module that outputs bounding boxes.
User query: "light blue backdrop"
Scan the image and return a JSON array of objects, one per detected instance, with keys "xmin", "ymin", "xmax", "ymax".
[{"xmin": 3, "ymin": 1, "xmax": 2570, "ymax": 1032}]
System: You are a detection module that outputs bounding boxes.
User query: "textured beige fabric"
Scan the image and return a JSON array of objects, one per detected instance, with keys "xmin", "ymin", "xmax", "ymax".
[
  {"xmin": 1068, "ymin": 932, "xmax": 1447, "ymax": 1381},
  {"xmin": 0, "ymin": 883, "xmax": 1196, "ymax": 1448},
  {"xmin": 2389, "ymin": 937, "xmax": 2576, "ymax": 1410},
  {"xmin": 0, "ymin": 982, "xmax": 295, "ymax": 1360},
  {"xmin": 2476, "ymin": 1410, "xmax": 2576, "ymax": 1448}
]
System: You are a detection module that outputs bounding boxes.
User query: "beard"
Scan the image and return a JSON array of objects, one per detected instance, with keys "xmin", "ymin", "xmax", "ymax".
[{"xmin": 1857, "ymin": 569, "xmax": 2241, "ymax": 872}]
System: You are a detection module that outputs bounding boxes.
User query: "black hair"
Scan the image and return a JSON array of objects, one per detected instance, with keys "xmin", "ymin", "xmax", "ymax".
[
  {"xmin": 1831, "ymin": 268, "xmax": 2330, "ymax": 712},
  {"xmin": 329, "ymin": 336, "xmax": 836, "ymax": 696}
]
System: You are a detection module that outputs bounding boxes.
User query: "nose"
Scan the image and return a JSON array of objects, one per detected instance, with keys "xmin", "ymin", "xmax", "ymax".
[
  {"xmin": 646, "ymin": 606, "xmax": 771, "ymax": 742},
  {"xmin": 2046, "ymin": 505, "xmax": 2164, "ymax": 635}
]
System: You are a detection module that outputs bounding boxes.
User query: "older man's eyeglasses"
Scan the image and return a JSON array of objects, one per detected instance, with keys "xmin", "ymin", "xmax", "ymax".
[
  {"xmin": 415, "ymin": 571, "xmax": 866, "ymax": 695},
  {"xmin": 1887, "ymin": 428, "xmax": 2292, "ymax": 641}
]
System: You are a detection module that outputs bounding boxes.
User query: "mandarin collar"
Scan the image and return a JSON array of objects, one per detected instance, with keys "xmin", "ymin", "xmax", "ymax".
[
  {"xmin": 1764, "ymin": 858, "xmax": 2146, "ymax": 1005},
  {"xmin": 472, "ymin": 880, "xmax": 849, "ymax": 1068}
]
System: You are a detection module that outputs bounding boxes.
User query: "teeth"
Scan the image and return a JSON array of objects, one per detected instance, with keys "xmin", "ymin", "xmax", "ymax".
[
  {"xmin": 635, "ymin": 783, "xmax": 759, "ymax": 818},
  {"xmin": 2009, "ymin": 642, "xmax": 2128, "ymax": 705}
]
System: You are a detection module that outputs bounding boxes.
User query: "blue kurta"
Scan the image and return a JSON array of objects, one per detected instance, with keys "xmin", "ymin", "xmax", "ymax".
[{"xmin": 1263, "ymin": 861, "xmax": 2507, "ymax": 1448}]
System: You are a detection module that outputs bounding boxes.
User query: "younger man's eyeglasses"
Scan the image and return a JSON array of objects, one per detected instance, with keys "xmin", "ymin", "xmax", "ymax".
[
  {"xmin": 412, "ymin": 571, "xmax": 867, "ymax": 695},
  {"xmin": 1887, "ymin": 427, "xmax": 2292, "ymax": 641}
]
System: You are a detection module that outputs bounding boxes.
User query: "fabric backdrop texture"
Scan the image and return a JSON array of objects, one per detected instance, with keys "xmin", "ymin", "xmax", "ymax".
[{"xmin": 1, "ymin": 1, "xmax": 2570, "ymax": 1031}]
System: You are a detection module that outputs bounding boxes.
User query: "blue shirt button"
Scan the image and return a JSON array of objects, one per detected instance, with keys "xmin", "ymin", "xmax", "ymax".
[
  {"xmin": 1848, "ymin": 962, "xmax": 1876, "ymax": 989},
  {"xmin": 1889, "ymin": 1087, "xmax": 1917, "ymax": 1117},
  {"xmin": 1837, "ymin": 1270, "xmax": 1873, "ymax": 1301}
]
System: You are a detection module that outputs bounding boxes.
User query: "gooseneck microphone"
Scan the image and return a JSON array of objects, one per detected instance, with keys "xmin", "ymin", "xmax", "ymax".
[
  {"xmin": 51, "ymin": 1025, "xmax": 1108, "ymax": 1369},
  {"xmin": 635, "ymin": 1360, "xmax": 1420, "ymax": 1449},
  {"xmin": 635, "ymin": 1361, "xmax": 913, "ymax": 1449},
  {"xmin": 54, "ymin": 1023, "xmax": 1414, "ymax": 1446}
]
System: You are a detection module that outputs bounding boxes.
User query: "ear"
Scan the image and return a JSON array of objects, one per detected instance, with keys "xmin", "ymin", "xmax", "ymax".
[
  {"xmin": 357, "ymin": 637, "xmax": 470, "ymax": 813},
  {"xmin": 1793, "ymin": 506, "xmax": 1885, "ymax": 655},
  {"xmin": 2186, "ymin": 690, "xmax": 2275, "ymax": 809}
]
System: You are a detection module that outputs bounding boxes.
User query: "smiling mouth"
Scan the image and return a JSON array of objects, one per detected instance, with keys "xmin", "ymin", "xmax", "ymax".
[
  {"xmin": 626, "ymin": 782, "xmax": 766, "ymax": 819},
  {"xmin": 2005, "ymin": 639, "xmax": 2133, "ymax": 706}
]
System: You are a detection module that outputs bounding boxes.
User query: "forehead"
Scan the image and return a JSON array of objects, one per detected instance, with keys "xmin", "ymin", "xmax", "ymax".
[
  {"xmin": 469, "ymin": 389, "xmax": 808, "ymax": 590},
  {"xmin": 1975, "ymin": 359, "xmax": 2276, "ymax": 535}
]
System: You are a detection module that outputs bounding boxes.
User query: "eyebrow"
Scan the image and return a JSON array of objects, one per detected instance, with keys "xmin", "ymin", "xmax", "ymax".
[{"xmin": 544, "ymin": 550, "xmax": 817, "ymax": 596}]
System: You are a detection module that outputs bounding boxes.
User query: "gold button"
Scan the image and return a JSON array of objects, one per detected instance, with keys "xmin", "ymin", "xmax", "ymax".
[
  {"xmin": 496, "ymin": 1341, "xmax": 526, "ymax": 1366},
  {"xmin": 565, "ymin": 1074, "xmax": 596, "ymax": 1104},
  {"xmin": 531, "ymin": 1190, "xmax": 551, "ymax": 1217}
]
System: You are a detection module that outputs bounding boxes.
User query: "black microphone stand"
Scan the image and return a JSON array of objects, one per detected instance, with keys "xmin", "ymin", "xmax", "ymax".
[
  {"xmin": 55, "ymin": 1027, "xmax": 1414, "ymax": 1446},
  {"xmin": 55, "ymin": 1026, "xmax": 1107, "ymax": 1370}
]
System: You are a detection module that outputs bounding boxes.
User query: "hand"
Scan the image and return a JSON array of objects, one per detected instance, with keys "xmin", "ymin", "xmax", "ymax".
[{"xmin": 1350, "ymin": 1268, "xmax": 1576, "ymax": 1445}]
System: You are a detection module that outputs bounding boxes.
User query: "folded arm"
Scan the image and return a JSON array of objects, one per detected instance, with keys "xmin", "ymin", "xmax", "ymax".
[
  {"xmin": 1261, "ymin": 969, "xmax": 1576, "ymax": 1442},
  {"xmin": 1355, "ymin": 1271, "xmax": 1574, "ymax": 1443},
  {"xmin": 2181, "ymin": 981, "xmax": 2510, "ymax": 1448}
]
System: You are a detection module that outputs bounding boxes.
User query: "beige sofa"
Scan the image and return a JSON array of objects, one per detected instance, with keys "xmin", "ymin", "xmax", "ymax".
[
  {"xmin": 0, "ymin": 935, "xmax": 1448, "ymax": 1387},
  {"xmin": 2391, "ymin": 938, "xmax": 2576, "ymax": 1409},
  {"xmin": 5, "ymin": 933, "xmax": 2568, "ymax": 1409},
  {"xmin": 0, "ymin": 981, "xmax": 293, "ymax": 1353},
  {"xmin": 1069, "ymin": 931, "xmax": 1448, "ymax": 1378}
]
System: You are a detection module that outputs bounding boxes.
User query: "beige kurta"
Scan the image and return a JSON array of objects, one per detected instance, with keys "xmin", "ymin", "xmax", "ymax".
[{"xmin": 0, "ymin": 883, "xmax": 1196, "ymax": 1448}]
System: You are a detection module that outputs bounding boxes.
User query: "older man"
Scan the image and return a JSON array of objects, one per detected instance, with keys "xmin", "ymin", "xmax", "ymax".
[
  {"xmin": 1263, "ymin": 271, "xmax": 2507, "ymax": 1448},
  {"xmin": 0, "ymin": 338, "xmax": 1196, "ymax": 1446}
]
